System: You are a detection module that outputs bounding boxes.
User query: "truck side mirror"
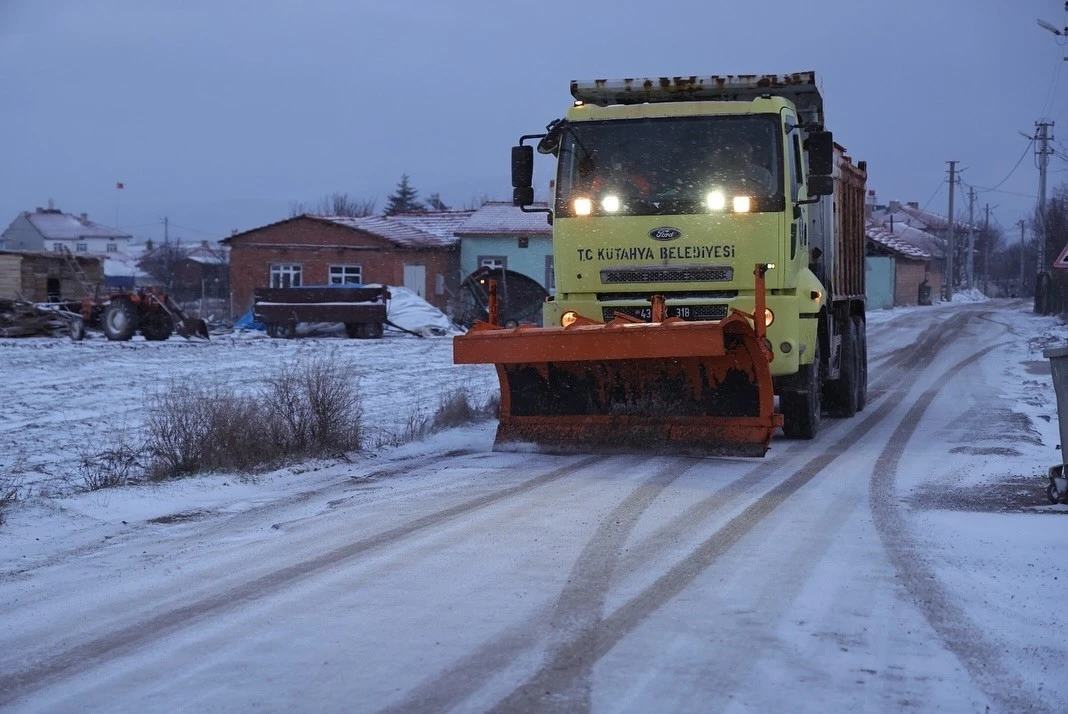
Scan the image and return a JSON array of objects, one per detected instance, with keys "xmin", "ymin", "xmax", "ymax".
[
  {"xmin": 807, "ymin": 175, "xmax": 834, "ymax": 197},
  {"xmin": 806, "ymin": 131, "xmax": 834, "ymax": 176},
  {"xmin": 511, "ymin": 145, "xmax": 535, "ymax": 207}
]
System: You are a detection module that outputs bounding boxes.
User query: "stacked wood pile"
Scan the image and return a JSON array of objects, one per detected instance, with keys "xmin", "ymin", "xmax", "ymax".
[{"xmin": 0, "ymin": 299, "xmax": 74, "ymax": 337}]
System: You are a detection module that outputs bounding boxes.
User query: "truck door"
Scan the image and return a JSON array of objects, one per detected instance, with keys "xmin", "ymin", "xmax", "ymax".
[{"xmin": 403, "ymin": 264, "xmax": 426, "ymax": 299}]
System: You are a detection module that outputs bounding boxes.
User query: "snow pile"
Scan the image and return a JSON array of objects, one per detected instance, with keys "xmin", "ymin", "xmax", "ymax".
[
  {"xmin": 951, "ymin": 288, "xmax": 989, "ymax": 303},
  {"xmin": 386, "ymin": 286, "xmax": 457, "ymax": 336}
]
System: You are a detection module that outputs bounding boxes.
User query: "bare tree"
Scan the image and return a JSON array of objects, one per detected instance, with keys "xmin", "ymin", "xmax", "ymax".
[
  {"xmin": 138, "ymin": 239, "xmax": 190, "ymax": 292},
  {"xmin": 461, "ymin": 193, "xmax": 491, "ymax": 211},
  {"xmin": 290, "ymin": 192, "xmax": 376, "ymax": 218}
]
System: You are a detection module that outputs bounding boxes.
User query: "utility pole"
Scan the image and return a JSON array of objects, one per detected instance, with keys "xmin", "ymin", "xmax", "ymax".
[
  {"xmin": 1018, "ymin": 219, "xmax": 1027, "ymax": 292},
  {"xmin": 1036, "ymin": 121, "xmax": 1054, "ymax": 271},
  {"xmin": 946, "ymin": 161, "xmax": 958, "ymax": 301},
  {"xmin": 163, "ymin": 216, "xmax": 169, "ymax": 244},
  {"xmin": 983, "ymin": 203, "xmax": 991, "ymax": 295},
  {"xmin": 967, "ymin": 186, "xmax": 976, "ymax": 290}
]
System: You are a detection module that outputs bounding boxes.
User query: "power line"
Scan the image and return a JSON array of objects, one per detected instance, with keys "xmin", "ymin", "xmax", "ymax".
[{"xmin": 962, "ymin": 138, "xmax": 1036, "ymax": 194}]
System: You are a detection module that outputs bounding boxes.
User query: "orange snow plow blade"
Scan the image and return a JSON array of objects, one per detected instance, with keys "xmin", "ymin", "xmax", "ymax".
[{"xmin": 454, "ymin": 266, "xmax": 783, "ymax": 458}]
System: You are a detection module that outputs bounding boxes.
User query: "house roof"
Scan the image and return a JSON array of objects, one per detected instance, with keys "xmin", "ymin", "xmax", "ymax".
[
  {"xmin": 456, "ymin": 201, "xmax": 552, "ymax": 236},
  {"xmin": 223, "ymin": 213, "xmax": 469, "ymax": 249},
  {"xmin": 866, "ymin": 224, "xmax": 930, "ymax": 260},
  {"xmin": 388, "ymin": 210, "xmax": 476, "ymax": 241},
  {"xmin": 23, "ymin": 210, "xmax": 131, "ymax": 240},
  {"xmin": 324, "ymin": 216, "xmax": 458, "ymax": 248}
]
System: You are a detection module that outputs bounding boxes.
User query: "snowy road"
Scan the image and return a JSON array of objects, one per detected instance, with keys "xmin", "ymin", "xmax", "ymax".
[{"xmin": 2, "ymin": 300, "xmax": 1067, "ymax": 712}]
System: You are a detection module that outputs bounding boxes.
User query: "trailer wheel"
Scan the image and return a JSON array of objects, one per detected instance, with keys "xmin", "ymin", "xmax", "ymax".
[
  {"xmin": 344, "ymin": 323, "xmax": 360, "ymax": 339},
  {"xmin": 824, "ymin": 318, "xmax": 858, "ymax": 418},
  {"xmin": 69, "ymin": 318, "xmax": 86, "ymax": 342},
  {"xmin": 140, "ymin": 312, "xmax": 173, "ymax": 341},
  {"xmin": 102, "ymin": 300, "xmax": 138, "ymax": 341},
  {"xmin": 367, "ymin": 322, "xmax": 383, "ymax": 339},
  {"xmin": 853, "ymin": 316, "xmax": 868, "ymax": 411},
  {"xmin": 781, "ymin": 340, "xmax": 821, "ymax": 439}
]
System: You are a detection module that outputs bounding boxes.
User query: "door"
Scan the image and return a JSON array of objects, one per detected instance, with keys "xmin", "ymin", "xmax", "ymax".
[{"xmin": 403, "ymin": 264, "xmax": 426, "ymax": 299}]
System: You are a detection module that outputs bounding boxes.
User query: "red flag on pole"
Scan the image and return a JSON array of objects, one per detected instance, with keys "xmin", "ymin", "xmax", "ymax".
[{"xmin": 116, "ymin": 182, "xmax": 124, "ymax": 189}]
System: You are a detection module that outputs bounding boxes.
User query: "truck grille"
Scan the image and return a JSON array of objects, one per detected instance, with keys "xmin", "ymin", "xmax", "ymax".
[
  {"xmin": 600, "ymin": 266, "xmax": 733, "ymax": 284},
  {"xmin": 602, "ymin": 304, "xmax": 729, "ymax": 322}
]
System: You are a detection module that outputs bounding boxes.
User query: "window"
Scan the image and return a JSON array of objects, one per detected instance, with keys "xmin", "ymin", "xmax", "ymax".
[
  {"xmin": 52, "ymin": 243, "xmax": 63, "ymax": 252},
  {"xmin": 479, "ymin": 256, "xmax": 507, "ymax": 271},
  {"xmin": 270, "ymin": 264, "xmax": 302, "ymax": 288},
  {"xmin": 75, "ymin": 242, "xmax": 87, "ymax": 252},
  {"xmin": 106, "ymin": 243, "xmax": 118, "ymax": 253},
  {"xmin": 518, "ymin": 237, "xmax": 529, "ymax": 249},
  {"xmin": 435, "ymin": 274, "xmax": 445, "ymax": 296},
  {"xmin": 329, "ymin": 264, "xmax": 362, "ymax": 285},
  {"xmin": 545, "ymin": 255, "xmax": 555, "ymax": 294}
]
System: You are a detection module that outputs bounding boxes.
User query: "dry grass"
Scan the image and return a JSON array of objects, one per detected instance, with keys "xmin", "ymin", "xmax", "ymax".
[
  {"xmin": 77, "ymin": 441, "xmax": 140, "ymax": 491},
  {"xmin": 144, "ymin": 353, "xmax": 363, "ymax": 479},
  {"xmin": 395, "ymin": 387, "xmax": 499, "ymax": 444},
  {"xmin": 0, "ymin": 476, "xmax": 17, "ymax": 526}
]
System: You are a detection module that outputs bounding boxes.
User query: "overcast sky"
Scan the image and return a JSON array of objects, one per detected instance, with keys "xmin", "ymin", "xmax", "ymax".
[{"xmin": 1, "ymin": 0, "xmax": 1064, "ymax": 245}]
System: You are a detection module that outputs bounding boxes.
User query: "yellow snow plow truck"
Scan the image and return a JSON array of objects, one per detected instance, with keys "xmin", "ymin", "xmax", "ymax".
[{"xmin": 454, "ymin": 72, "xmax": 867, "ymax": 457}]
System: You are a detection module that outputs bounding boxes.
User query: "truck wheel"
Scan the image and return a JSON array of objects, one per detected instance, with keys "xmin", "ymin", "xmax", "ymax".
[
  {"xmin": 781, "ymin": 340, "xmax": 821, "ymax": 439},
  {"xmin": 853, "ymin": 317, "xmax": 868, "ymax": 411},
  {"xmin": 345, "ymin": 323, "xmax": 360, "ymax": 339},
  {"xmin": 367, "ymin": 322, "xmax": 383, "ymax": 339},
  {"xmin": 824, "ymin": 318, "xmax": 858, "ymax": 418},
  {"xmin": 275, "ymin": 322, "xmax": 295, "ymax": 339},
  {"xmin": 102, "ymin": 300, "xmax": 137, "ymax": 341},
  {"xmin": 140, "ymin": 312, "xmax": 173, "ymax": 341}
]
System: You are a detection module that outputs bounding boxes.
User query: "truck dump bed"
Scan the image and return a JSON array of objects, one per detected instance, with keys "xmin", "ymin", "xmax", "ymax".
[{"xmin": 832, "ymin": 148, "xmax": 867, "ymax": 302}]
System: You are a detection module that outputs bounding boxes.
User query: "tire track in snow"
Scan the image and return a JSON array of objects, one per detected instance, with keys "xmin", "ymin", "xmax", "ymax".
[
  {"xmin": 384, "ymin": 457, "xmax": 698, "ymax": 713},
  {"xmin": 388, "ymin": 310, "xmax": 975, "ymax": 712},
  {"xmin": 869, "ymin": 336, "xmax": 1045, "ymax": 712},
  {"xmin": 488, "ymin": 310, "xmax": 982, "ymax": 711},
  {"xmin": 0, "ymin": 454, "xmax": 606, "ymax": 706}
]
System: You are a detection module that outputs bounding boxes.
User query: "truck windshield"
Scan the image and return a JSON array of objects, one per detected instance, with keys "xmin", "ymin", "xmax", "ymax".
[{"xmin": 555, "ymin": 115, "xmax": 784, "ymax": 217}]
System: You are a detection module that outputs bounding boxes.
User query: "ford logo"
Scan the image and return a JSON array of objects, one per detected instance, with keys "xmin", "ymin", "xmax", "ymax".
[{"xmin": 648, "ymin": 226, "xmax": 683, "ymax": 241}]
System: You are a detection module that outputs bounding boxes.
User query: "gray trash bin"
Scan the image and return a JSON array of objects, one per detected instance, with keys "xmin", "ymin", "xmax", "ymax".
[{"xmin": 1043, "ymin": 345, "xmax": 1068, "ymax": 503}]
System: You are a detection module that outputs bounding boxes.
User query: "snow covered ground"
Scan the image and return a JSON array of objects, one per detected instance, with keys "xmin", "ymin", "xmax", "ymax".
[{"xmin": 2, "ymin": 297, "xmax": 1067, "ymax": 711}]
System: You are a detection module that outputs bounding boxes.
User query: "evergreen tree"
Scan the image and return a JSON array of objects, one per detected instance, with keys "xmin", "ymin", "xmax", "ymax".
[{"xmin": 384, "ymin": 174, "xmax": 424, "ymax": 215}]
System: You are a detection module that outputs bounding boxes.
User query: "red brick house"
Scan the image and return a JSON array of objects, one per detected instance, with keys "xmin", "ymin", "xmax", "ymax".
[{"xmin": 222, "ymin": 214, "xmax": 468, "ymax": 318}]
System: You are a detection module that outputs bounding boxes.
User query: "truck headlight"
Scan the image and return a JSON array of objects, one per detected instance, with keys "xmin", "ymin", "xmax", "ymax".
[
  {"xmin": 601, "ymin": 195, "xmax": 621, "ymax": 212},
  {"xmin": 706, "ymin": 191, "xmax": 726, "ymax": 211},
  {"xmin": 561, "ymin": 310, "xmax": 579, "ymax": 327},
  {"xmin": 733, "ymin": 195, "xmax": 751, "ymax": 213},
  {"xmin": 573, "ymin": 197, "xmax": 592, "ymax": 216},
  {"xmin": 764, "ymin": 308, "xmax": 774, "ymax": 326}
]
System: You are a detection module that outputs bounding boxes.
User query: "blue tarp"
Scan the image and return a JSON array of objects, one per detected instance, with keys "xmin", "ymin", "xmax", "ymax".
[{"xmin": 234, "ymin": 310, "xmax": 264, "ymax": 330}]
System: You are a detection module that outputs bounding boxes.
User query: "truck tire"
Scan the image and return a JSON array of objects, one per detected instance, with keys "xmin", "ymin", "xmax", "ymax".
[
  {"xmin": 102, "ymin": 300, "xmax": 138, "ymax": 341},
  {"xmin": 344, "ymin": 323, "xmax": 361, "ymax": 339},
  {"xmin": 824, "ymin": 318, "xmax": 858, "ymax": 418},
  {"xmin": 853, "ymin": 316, "xmax": 867, "ymax": 411},
  {"xmin": 781, "ymin": 339, "xmax": 821, "ymax": 439},
  {"xmin": 367, "ymin": 322, "xmax": 383, "ymax": 339},
  {"xmin": 140, "ymin": 312, "xmax": 173, "ymax": 341}
]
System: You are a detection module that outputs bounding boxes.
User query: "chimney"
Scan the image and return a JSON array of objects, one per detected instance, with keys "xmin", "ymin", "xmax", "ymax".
[
  {"xmin": 47, "ymin": 198, "xmax": 54, "ymax": 211},
  {"xmin": 888, "ymin": 200, "xmax": 901, "ymax": 212},
  {"xmin": 79, "ymin": 212, "xmax": 89, "ymax": 223},
  {"xmin": 906, "ymin": 201, "xmax": 919, "ymax": 209}
]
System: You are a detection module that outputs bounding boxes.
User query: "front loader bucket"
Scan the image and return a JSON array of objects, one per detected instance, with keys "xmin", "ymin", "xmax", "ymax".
[
  {"xmin": 454, "ymin": 311, "xmax": 782, "ymax": 457},
  {"xmin": 176, "ymin": 318, "xmax": 210, "ymax": 340}
]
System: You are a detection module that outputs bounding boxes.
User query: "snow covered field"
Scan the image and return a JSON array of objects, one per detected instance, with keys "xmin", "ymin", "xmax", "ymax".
[{"xmin": 2, "ymin": 298, "xmax": 1068, "ymax": 712}]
